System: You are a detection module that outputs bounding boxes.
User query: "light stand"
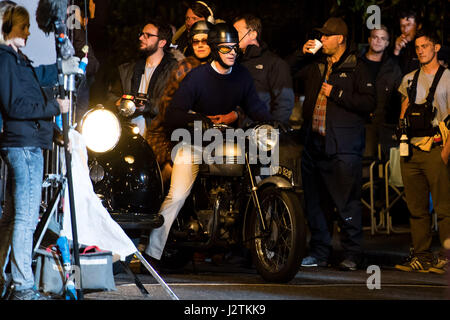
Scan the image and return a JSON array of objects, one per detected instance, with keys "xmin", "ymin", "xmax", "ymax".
[{"xmin": 54, "ymin": 21, "xmax": 83, "ymax": 300}]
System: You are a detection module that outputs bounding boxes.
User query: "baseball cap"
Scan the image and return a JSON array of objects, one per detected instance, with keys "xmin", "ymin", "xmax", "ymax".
[{"xmin": 316, "ymin": 17, "xmax": 348, "ymax": 36}]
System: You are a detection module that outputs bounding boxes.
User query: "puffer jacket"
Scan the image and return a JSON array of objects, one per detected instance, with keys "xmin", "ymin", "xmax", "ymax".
[{"xmin": 0, "ymin": 44, "xmax": 60, "ymax": 150}]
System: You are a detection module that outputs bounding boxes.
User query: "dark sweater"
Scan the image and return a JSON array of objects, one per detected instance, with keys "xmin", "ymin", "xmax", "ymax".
[{"xmin": 165, "ymin": 63, "xmax": 273, "ymax": 129}]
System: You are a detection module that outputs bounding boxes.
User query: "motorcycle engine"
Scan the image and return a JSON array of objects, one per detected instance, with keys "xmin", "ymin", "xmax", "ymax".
[{"xmin": 189, "ymin": 184, "xmax": 240, "ymax": 243}]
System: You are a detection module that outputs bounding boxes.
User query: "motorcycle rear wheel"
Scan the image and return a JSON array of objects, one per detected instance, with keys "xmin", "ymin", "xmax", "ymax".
[{"xmin": 249, "ymin": 186, "xmax": 306, "ymax": 283}]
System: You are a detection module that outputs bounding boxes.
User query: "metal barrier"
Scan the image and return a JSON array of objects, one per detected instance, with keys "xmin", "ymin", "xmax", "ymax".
[{"xmin": 361, "ymin": 145, "xmax": 438, "ymax": 235}]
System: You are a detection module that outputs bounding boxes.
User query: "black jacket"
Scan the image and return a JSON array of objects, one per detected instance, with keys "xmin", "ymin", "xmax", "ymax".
[
  {"xmin": 0, "ymin": 45, "xmax": 60, "ymax": 150},
  {"xmin": 289, "ymin": 49, "xmax": 376, "ymax": 155},
  {"xmin": 359, "ymin": 49, "xmax": 403, "ymax": 125},
  {"xmin": 109, "ymin": 52, "xmax": 179, "ymax": 127},
  {"xmin": 392, "ymin": 41, "xmax": 420, "ymax": 76},
  {"xmin": 239, "ymin": 43, "xmax": 295, "ymax": 123}
]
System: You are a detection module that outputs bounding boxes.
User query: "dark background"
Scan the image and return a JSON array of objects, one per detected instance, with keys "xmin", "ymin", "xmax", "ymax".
[{"xmin": 87, "ymin": 0, "xmax": 449, "ymax": 104}]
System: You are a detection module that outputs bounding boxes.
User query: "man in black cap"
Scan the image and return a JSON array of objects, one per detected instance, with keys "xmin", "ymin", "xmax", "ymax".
[{"xmin": 289, "ymin": 17, "xmax": 376, "ymax": 270}]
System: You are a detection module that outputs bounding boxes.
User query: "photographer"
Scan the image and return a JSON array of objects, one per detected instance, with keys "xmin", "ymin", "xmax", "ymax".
[
  {"xmin": 108, "ymin": 18, "xmax": 180, "ymax": 137},
  {"xmin": 395, "ymin": 29, "xmax": 450, "ymax": 274},
  {"xmin": 0, "ymin": 5, "xmax": 70, "ymax": 300}
]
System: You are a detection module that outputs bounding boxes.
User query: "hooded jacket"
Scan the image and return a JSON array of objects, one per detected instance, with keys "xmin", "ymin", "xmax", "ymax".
[
  {"xmin": 239, "ymin": 43, "xmax": 294, "ymax": 124},
  {"xmin": 0, "ymin": 44, "xmax": 60, "ymax": 150}
]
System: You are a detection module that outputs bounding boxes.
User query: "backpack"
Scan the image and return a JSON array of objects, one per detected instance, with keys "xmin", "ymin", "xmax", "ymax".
[{"xmin": 405, "ymin": 65, "xmax": 445, "ymax": 137}]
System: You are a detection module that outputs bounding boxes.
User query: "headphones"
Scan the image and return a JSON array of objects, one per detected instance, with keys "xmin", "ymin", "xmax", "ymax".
[
  {"xmin": 2, "ymin": 5, "xmax": 15, "ymax": 36},
  {"xmin": 196, "ymin": 1, "xmax": 215, "ymax": 24}
]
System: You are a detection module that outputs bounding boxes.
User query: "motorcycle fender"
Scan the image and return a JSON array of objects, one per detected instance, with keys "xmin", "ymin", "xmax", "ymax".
[
  {"xmin": 256, "ymin": 176, "xmax": 293, "ymax": 190},
  {"xmin": 242, "ymin": 176, "xmax": 294, "ymax": 244}
]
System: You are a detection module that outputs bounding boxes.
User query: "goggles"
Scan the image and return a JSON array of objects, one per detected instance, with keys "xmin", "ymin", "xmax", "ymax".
[
  {"xmin": 192, "ymin": 39, "xmax": 208, "ymax": 46},
  {"xmin": 217, "ymin": 44, "xmax": 239, "ymax": 54}
]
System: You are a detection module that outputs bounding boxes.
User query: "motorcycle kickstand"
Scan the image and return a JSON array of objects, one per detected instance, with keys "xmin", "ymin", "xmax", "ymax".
[{"xmin": 134, "ymin": 251, "xmax": 180, "ymax": 300}]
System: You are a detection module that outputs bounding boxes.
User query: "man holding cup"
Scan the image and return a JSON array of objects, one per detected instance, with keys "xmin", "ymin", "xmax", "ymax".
[{"xmin": 289, "ymin": 17, "xmax": 376, "ymax": 270}]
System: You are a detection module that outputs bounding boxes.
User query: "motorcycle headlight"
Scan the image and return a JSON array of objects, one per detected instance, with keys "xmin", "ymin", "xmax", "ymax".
[
  {"xmin": 81, "ymin": 106, "xmax": 121, "ymax": 153},
  {"xmin": 250, "ymin": 124, "xmax": 279, "ymax": 152}
]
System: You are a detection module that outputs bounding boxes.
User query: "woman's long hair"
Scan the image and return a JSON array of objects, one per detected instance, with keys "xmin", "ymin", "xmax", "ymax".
[{"xmin": 145, "ymin": 56, "xmax": 201, "ymax": 165}]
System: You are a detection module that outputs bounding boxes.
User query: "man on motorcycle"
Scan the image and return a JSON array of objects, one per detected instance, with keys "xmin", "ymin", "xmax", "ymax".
[{"xmin": 145, "ymin": 23, "xmax": 273, "ymax": 261}]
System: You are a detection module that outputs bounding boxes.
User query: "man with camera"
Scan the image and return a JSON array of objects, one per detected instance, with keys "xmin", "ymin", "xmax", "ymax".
[
  {"xmin": 395, "ymin": 29, "xmax": 450, "ymax": 274},
  {"xmin": 108, "ymin": 18, "xmax": 180, "ymax": 136}
]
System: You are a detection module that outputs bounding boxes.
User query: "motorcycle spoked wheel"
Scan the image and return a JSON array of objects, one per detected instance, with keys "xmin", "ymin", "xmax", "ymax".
[{"xmin": 249, "ymin": 186, "xmax": 306, "ymax": 283}]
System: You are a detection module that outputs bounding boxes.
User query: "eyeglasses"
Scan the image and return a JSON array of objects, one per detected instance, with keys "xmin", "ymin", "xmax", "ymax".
[
  {"xmin": 217, "ymin": 44, "xmax": 239, "ymax": 54},
  {"xmin": 239, "ymin": 29, "xmax": 252, "ymax": 43},
  {"xmin": 139, "ymin": 32, "xmax": 159, "ymax": 39},
  {"xmin": 192, "ymin": 39, "xmax": 208, "ymax": 46}
]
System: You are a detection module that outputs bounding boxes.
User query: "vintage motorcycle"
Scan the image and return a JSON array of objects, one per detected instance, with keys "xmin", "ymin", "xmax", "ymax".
[{"xmin": 80, "ymin": 96, "xmax": 306, "ymax": 283}]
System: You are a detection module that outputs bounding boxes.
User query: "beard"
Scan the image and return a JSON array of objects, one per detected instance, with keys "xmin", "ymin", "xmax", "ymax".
[{"xmin": 140, "ymin": 42, "xmax": 158, "ymax": 57}]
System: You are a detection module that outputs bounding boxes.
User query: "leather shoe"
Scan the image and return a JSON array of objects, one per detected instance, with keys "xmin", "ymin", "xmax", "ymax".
[{"xmin": 339, "ymin": 258, "xmax": 358, "ymax": 271}]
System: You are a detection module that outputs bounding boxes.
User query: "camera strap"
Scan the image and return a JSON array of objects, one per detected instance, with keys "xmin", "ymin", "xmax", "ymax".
[{"xmin": 408, "ymin": 65, "xmax": 445, "ymax": 108}]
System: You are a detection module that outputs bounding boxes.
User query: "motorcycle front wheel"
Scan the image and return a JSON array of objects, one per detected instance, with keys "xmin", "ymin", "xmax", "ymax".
[{"xmin": 249, "ymin": 186, "xmax": 306, "ymax": 283}]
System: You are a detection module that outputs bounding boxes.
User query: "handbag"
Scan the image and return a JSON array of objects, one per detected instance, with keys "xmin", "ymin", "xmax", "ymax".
[
  {"xmin": 78, "ymin": 246, "xmax": 116, "ymax": 292},
  {"xmin": 34, "ymin": 246, "xmax": 65, "ymax": 295}
]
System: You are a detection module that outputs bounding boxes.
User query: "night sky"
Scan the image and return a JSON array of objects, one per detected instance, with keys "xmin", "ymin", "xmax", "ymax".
[{"xmin": 86, "ymin": 0, "xmax": 448, "ymax": 104}]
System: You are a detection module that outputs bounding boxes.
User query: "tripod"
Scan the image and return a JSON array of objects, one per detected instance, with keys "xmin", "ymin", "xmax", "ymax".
[{"xmin": 32, "ymin": 73, "xmax": 179, "ymax": 300}]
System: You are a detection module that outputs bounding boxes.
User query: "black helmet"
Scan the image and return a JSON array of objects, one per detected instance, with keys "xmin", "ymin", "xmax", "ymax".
[
  {"xmin": 189, "ymin": 20, "xmax": 213, "ymax": 41},
  {"xmin": 208, "ymin": 22, "xmax": 239, "ymax": 45}
]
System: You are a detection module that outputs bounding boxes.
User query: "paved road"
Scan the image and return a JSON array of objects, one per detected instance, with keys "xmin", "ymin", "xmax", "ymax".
[{"xmin": 84, "ymin": 261, "xmax": 448, "ymax": 301}]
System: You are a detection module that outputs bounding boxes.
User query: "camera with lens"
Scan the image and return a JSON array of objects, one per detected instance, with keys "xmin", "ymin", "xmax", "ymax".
[{"xmin": 119, "ymin": 94, "xmax": 149, "ymax": 118}]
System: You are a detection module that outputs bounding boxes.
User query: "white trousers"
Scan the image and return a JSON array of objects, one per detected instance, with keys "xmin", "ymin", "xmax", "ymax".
[{"xmin": 145, "ymin": 145, "xmax": 202, "ymax": 259}]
